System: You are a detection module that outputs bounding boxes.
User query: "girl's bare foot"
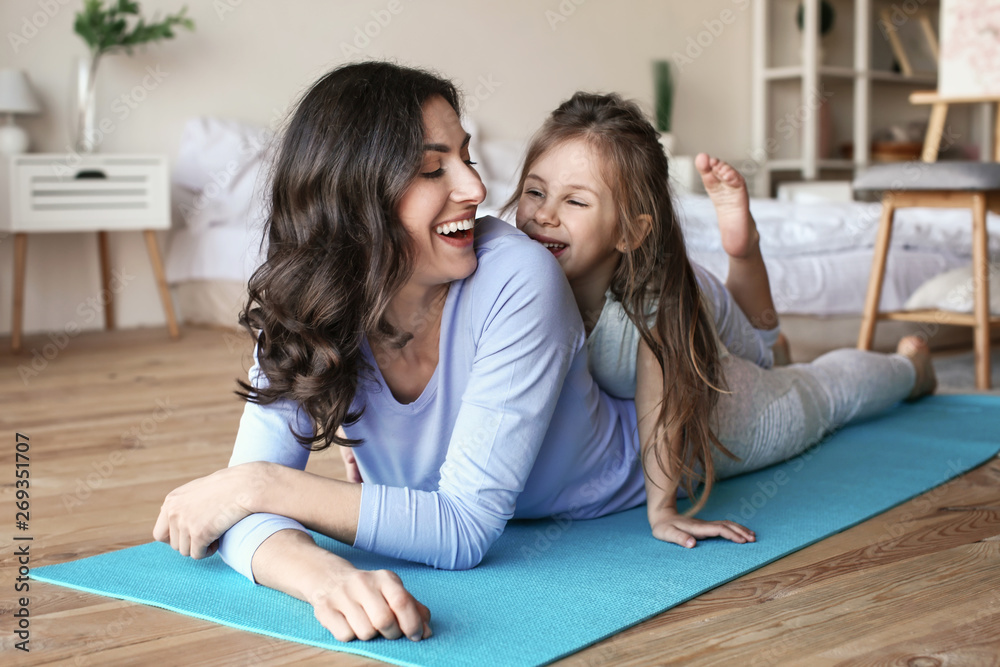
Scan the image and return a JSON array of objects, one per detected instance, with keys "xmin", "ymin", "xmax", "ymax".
[
  {"xmin": 696, "ymin": 152, "xmax": 758, "ymax": 259},
  {"xmin": 897, "ymin": 336, "xmax": 937, "ymax": 400}
]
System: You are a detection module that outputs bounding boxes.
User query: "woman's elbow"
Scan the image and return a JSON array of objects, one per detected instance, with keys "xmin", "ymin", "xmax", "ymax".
[{"xmin": 434, "ymin": 520, "xmax": 503, "ymax": 570}]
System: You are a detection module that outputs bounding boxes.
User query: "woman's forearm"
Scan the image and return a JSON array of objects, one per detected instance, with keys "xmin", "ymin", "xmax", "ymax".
[
  {"xmin": 256, "ymin": 463, "xmax": 363, "ymax": 545},
  {"xmin": 251, "ymin": 528, "xmax": 355, "ymax": 600}
]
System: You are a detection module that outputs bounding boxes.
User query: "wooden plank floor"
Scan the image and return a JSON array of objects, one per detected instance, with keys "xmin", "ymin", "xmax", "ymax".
[{"xmin": 2, "ymin": 326, "xmax": 999, "ymax": 666}]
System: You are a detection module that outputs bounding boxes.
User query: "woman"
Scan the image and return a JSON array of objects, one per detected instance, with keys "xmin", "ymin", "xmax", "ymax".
[{"xmin": 154, "ymin": 62, "xmax": 650, "ymax": 643}]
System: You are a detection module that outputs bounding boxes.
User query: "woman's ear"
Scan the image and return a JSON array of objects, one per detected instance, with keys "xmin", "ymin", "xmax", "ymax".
[{"xmin": 618, "ymin": 214, "xmax": 653, "ymax": 253}]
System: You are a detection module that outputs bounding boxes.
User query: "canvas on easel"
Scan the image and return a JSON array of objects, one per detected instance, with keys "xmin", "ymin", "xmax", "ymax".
[{"xmin": 939, "ymin": 0, "xmax": 1000, "ymax": 97}]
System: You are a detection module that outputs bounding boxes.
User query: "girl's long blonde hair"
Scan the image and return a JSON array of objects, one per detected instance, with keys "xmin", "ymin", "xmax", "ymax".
[{"xmin": 504, "ymin": 92, "xmax": 735, "ymax": 514}]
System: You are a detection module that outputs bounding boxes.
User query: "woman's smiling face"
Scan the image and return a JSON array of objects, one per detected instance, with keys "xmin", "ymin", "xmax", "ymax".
[
  {"xmin": 396, "ymin": 95, "xmax": 486, "ymax": 289},
  {"xmin": 515, "ymin": 138, "xmax": 622, "ymax": 285}
]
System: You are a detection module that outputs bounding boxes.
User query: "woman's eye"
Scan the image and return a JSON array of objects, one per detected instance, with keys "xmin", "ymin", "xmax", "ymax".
[
  {"xmin": 421, "ymin": 167, "xmax": 445, "ymax": 179},
  {"xmin": 465, "ymin": 160, "xmax": 478, "ymax": 167}
]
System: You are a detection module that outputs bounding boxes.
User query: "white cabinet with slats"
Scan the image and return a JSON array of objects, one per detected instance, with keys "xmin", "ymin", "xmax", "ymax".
[
  {"xmin": 3, "ymin": 153, "xmax": 178, "ymax": 353},
  {"xmin": 0, "ymin": 154, "xmax": 169, "ymax": 232}
]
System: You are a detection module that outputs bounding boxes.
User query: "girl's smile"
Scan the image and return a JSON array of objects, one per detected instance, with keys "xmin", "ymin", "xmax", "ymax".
[{"xmin": 514, "ymin": 138, "xmax": 621, "ymax": 290}]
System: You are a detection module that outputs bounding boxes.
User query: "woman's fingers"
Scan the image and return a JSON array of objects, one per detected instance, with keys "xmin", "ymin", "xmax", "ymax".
[
  {"xmin": 313, "ymin": 569, "xmax": 432, "ymax": 642},
  {"xmin": 152, "ymin": 510, "xmax": 169, "ymax": 543},
  {"xmin": 374, "ymin": 571, "xmax": 427, "ymax": 641},
  {"xmin": 313, "ymin": 604, "xmax": 357, "ymax": 643},
  {"xmin": 338, "ymin": 600, "xmax": 380, "ymax": 641}
]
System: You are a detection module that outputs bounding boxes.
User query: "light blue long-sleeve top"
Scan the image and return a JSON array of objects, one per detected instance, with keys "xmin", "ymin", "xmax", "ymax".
[{"xmin": 217, "ymin": 217, "xmax": 646, "ymax": 580}]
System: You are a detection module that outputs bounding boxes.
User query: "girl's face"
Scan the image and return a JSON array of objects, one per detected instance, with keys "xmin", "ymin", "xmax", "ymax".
[
  {"xmin": 515, "ymin": 139, "xmax": 621, "ymax": 285},
  {"xmin": 397, "ymin": 95, "xmax": 486, "ymax": 289}
]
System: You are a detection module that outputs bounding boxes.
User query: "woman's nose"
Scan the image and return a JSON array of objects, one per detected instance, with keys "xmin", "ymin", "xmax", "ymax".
[{"xmin": 453, "ymin": 166, "xmax": 487, "ymax": 205}]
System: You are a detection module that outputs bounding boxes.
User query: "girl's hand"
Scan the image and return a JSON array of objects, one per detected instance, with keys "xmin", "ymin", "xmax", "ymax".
[
  {"xmin": 340, "ymin": 447, "xmax": 363, "ymax": 484},
  {"xmin": 310, "ymin": 567, "xmax": 432, "ymax": 642},
  {"xmin": 649, "ymin": 508, "xmax": 755, "ymax": 548},
  {"xmin": 153, "ymin": 462, "xmax": 269, "ymax": 559}
]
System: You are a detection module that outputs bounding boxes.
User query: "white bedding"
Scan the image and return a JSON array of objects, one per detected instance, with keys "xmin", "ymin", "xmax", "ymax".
[{"xmin": 163, "ymin": 117, "xmax": 1000, "ymax": 318}]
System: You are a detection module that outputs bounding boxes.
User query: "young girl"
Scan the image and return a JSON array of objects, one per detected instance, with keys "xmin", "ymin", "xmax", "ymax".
[{"xmin": 507, "ymin": 92, "xmax": 936, "ymax": 548}]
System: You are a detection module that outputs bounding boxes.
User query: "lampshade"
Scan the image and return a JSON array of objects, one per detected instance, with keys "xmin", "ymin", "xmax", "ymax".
[{"xmin": 0, "ymin": 69, "xmax": 41, "ymax": 115}]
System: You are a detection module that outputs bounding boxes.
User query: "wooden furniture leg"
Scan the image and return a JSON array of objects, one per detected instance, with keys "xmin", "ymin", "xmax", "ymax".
[
  {"xmin": 97, "ymin": 231, "xmax": 115, "ymax": 330},
  {"xmin": 994, "ymin": 101, "xmax": 1000, "ymax": 162},
  {"xmin": 922, "ymin": 102, "xmax": 949, "ymax": 162},
  {"xmin": 858, "ymin": 200, "xmax": 896, "ymax": 350},
  {"xmin": 12, "ymin": 232, "xmax": 27, "ymax": 354},
  {"xmin": 143, "ymin": 229, "xmax": 180, "ymax": 340},
  {"xmin": 971, "ymin": 193, "xmax": 992, "ymax": 389}
]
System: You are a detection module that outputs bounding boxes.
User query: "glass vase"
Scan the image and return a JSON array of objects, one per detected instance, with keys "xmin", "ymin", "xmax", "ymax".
[{"xmin": 72, "ymin": 55, "xmax": 99, "ymax": 153}]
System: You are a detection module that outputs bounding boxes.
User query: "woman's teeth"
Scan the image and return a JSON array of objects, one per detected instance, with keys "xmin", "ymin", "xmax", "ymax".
[
  {"xmin": 435, "ymin": 219, "xmax": 475, "ymax": 235},
  {"xmin": 541, "ymin": 242, "xmax": 566, "ymax": 249}
]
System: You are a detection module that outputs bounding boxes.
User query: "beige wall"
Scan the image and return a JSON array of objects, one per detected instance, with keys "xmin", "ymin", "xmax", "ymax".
[{"xmin": 0, "ymin": 0, "xmax": 753, "ymax": 337}]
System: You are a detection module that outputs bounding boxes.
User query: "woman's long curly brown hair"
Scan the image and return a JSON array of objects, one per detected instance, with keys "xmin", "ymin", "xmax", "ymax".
[
  {"xmin": 504, "ymin": 92, "xmax": 735, "ymax": 515},
  {"xmin": 237, "ymin": 61, "xmax": 462, "ymax": 451}
]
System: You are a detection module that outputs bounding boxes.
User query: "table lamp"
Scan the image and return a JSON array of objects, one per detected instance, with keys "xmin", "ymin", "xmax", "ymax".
[{"xmin": 0, "ymin": 69, "xmax": 41, "ymax": 155}]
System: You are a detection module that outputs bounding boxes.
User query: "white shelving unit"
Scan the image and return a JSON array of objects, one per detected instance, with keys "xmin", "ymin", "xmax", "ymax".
[{"xmin": 751, "ymin": 0, "xmax": 939, "ymax": 197}]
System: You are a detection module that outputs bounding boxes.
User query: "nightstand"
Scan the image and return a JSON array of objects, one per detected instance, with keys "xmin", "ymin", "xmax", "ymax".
[{"xmin": 0, "ymin": 154, "xmax": 180, "ymax": 353}]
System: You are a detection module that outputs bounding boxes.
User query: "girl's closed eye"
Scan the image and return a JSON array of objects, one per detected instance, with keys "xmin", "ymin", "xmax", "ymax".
[
  {"xmin": 525, "ymin": 188, "xmax": 545, "ymax": 199},
  {"xmin": 568, "ymin": 199, "xmax": 588, "ymax": 207}
]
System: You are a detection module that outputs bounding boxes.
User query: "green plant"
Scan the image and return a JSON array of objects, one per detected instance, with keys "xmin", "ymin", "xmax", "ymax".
[
  {"xmin": 796, "ymin": 1, "xmax": 836, "ymax": 36},
  {"xmin": 74, "ymin": 0, "xmax": 194, "ymax": 61},
  {"xmin": 71, "ymin": 1, "xmax": 194, "ymax": 151},
  {"xmin": 653, "ymin": 60, "xmax": 674, "ymax": 134}
]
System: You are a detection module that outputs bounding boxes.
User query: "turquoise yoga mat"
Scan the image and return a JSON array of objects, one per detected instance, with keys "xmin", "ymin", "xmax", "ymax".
[{"xmin": 35, "ymin": 395, "xmax": 1000, "ymax": 667}]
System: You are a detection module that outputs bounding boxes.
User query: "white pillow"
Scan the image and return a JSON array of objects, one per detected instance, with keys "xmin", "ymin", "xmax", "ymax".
[{"xmin": 904, "ymin": 264, "xmax": 1000, "ymax": 314}]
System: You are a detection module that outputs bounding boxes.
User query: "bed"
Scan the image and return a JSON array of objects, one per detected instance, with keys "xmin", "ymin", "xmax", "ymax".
[{"xmin": 164, "ymin": 117, "xmax": 1000, "ymax": 358}]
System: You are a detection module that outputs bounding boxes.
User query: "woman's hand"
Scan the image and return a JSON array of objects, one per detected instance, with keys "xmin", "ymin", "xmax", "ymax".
[
  {"xmin": 254, "ymin": 529, "xmax": 432, "ymax": 642},
  {"xmin": 649, "ymin": 508, "xmax": 756, "ymax": 548},
  {"xmin": 340, "ymin": 446, "xmax": 363, "ymax": 484},
  {"xmin": 310, "ymin": 567, "xmax": 432, "ymax": 642},
  {"xmin": 153, "ymin": 462, "xmax": 269, "ymax": 559}
]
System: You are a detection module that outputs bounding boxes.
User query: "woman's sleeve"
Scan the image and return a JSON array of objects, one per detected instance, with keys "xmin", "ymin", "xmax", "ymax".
[
  {"xmin": 353, "ymin": 241, "xmax": 583, "ymax": 570},
  {"xmin": 216, "ymin": 347, "xmax": 315, "ymax": 582},
  {"xmin": 693, "ymin": 263, "xmax": 778, "ymax": 368}
]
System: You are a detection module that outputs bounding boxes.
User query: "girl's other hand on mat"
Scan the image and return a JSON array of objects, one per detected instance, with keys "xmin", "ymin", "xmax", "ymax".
[
  {"xmin": 340, "ymin": 446, "xmax": 364, "ymax": 483},
  {"xmin": 309, "ymin": 567, "xmax": 433, "ymax": 643},
  {"xmin": 153, "ymin": 462, "xmax": 266, "ymax": 559},
  {"xmin": 649, "ymin": 509, "xmax": 756, "ymax": 548}
]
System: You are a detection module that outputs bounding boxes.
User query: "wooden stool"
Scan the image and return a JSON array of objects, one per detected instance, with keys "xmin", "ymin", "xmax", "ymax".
[
  {"xmin": 909, "ymin": 91, "xmax": 1000, "ymax": 163},
  {"xmin": 854, "ymin": 163, "xmax": 1000, "ymax": 389}
]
